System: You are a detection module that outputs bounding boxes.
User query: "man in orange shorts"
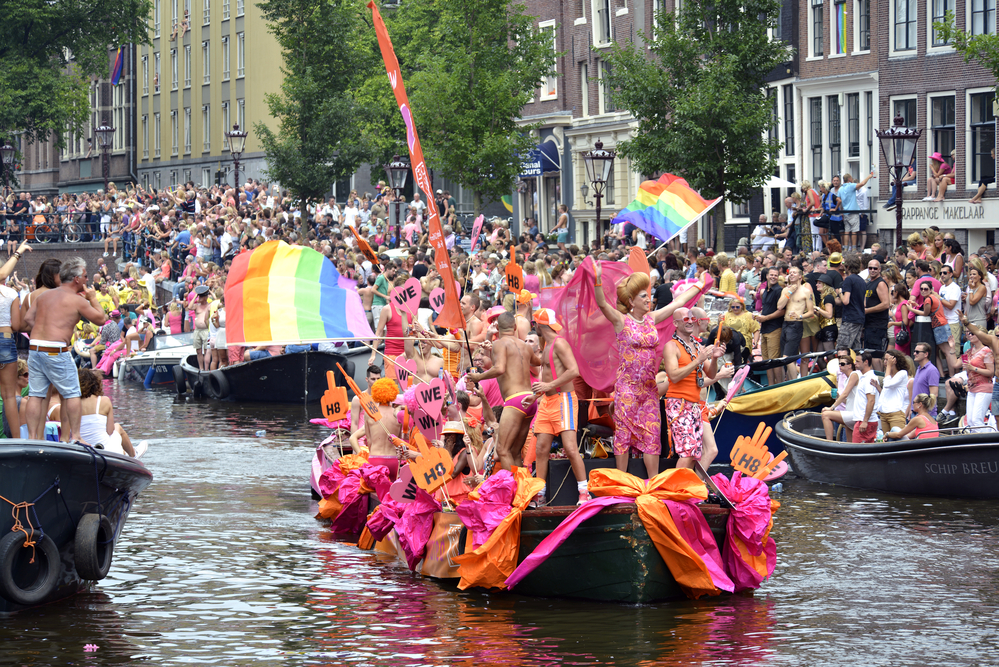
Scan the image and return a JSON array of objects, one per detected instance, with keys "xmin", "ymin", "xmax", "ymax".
[{"xmin": 529, "ymin": 309, "xmax": 589, "ymax": 506}]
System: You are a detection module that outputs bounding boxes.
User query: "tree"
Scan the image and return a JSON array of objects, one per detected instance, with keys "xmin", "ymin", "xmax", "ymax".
[
  {"xmin": 0, "ymin": 0, "xmax": 152, "ymax": 149},
  {"xmin": 385, "ymin": 0, "xmax": 555, "ymax": 215},
  {"xmin": 255, "ymin": 0, "xmax": 372, "ymax": 206},
  {"xmin": 605, "ymin": 0, "xmax": 790, "ymax": 248},
  {"xmin": 934, "ymin": 13, "xmax": 999, "ymax": 91}
]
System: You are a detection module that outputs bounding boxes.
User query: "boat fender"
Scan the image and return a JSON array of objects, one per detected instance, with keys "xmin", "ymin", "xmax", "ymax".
[
  {"xmin": 192, "ymin": 379, "xmax": 205, "ymax": 398},
  {"xmin": 207, "ymin": 370, "xmax": 230, "ymax": 399},
  {"xmin": 74, "ymin": 514, "xmax": 115, "ymax": 581},
  {"xmin": 0, "ymin": 531, "xmax": 61, "ymax": 605},
  {"xmin": 173, "ymin": 365, "xmax": 187, "ymax": 394}
]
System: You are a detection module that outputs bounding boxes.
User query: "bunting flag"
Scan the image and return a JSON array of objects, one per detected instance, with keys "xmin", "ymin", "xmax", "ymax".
[
  {"xmin": 225, "ymin": 240, "xmax": 375, "ymax": 346},
  {"xmin": 615, "ymin": 173, "xmax": 722, "ymax": 244},
  {"xmin": 111, "ymin": 47, "xmax": 124, "ymax": 86},
  {"xmin": 368, "ymin": 2, "xmax": 466, "ymax": 331}
]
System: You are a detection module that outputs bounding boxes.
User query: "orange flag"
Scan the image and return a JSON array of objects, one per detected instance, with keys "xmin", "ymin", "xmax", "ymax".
[
  {"xmin": 369, "ymin": 2, "xmax": 465, "ymax": 330},
  {"xmin": 627, "ymin": 246, "xmax": 652, "ymax": 301}
]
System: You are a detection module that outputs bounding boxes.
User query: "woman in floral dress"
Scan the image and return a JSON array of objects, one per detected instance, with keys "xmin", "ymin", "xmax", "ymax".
[{"xmin": 593, "ymin": 261, "xmax": 703, "ymax": 478}]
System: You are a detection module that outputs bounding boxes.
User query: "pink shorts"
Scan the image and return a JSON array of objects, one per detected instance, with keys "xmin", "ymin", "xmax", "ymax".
[
  {"xmin": 664, "ymin": 398, "xmax": 704, "ymax": 459},
  {"xmin": 368, "ymin": 456, "xmax": 400, "ymax": 481}
]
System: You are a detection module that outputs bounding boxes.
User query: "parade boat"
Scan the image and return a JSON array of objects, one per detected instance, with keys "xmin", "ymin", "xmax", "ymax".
[
  {"xmin": 115, "ymin": 331, "xmax": 195, "ymax": 386},
  {"xmin": 176, "ymin": 348, "xmax": 362, "ymax": 403},
  {"xmin": 0, "ymin": 440, "xmax": 152, "ymax": 613},
  {"xmin": 775, "ymin": 411, "xmax": 999, "ymax": 499}
]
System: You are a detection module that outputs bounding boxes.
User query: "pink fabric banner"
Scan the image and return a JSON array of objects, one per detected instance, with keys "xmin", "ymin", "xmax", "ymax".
[
  {"xmin": 552, "ymin": 256, "xmax": 714, "ymax": 391},
  {"xmin": 664, "ymin": 500, "xmax": 734, "ymax": 593},
  {"xmin": 395, "ymin": 487, "xmax": 442, "ymax": 570},
  {"xmin": 711, "ymin": 472, "xmax": 778, "ymax": 592},
  {"xmin": 454, "ymin": 470, "xmax": 518, "ymax": 549}
]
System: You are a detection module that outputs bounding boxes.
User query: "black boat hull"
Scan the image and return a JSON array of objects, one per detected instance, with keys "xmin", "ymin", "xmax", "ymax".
[
  {"xmin": 775, "ymin": 412, "xmax": 999, "ymax": 499},
  {"xmin": 0, "ymin": 441, "xmax": 152, "ymax": 612}
]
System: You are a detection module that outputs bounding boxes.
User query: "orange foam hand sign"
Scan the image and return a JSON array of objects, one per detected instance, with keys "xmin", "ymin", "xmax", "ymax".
[
  {"xmin": 336, "ymin": 362, "xmax": 381, "ymax": 421},
  {"xmin": 505, "ymin": 246, "xmax": 523, "ymax": 293},
  {"xmin": 409, "ymin": 430, "xmax": 453, "ymax": 494},
  {"xmin": 320, "ymin": 370, "xmax": 349, "ymax": 422},
  {"xmin": 347, "ymin": 225, "xmax": 380, "ymax": 266},
  {"xmin": 730, "ymin": 422, "xmax": 773, "ymax": 477}
]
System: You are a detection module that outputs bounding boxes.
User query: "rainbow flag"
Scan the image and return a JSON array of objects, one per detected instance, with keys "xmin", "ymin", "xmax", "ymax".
[
  {"xmin": 615, "ymin": 173, "xmax": 722, "ymax": 243},
  {"xmin": 111, "ymin": 47, "xmax": 124, "ymax": 86},
  {"xmin": 836, "ymin": 3, "xmax": 847, "ymax": 54},
  {"xmin": 225, "ymin": 240, "xmax": 374, "ymax": 346}
]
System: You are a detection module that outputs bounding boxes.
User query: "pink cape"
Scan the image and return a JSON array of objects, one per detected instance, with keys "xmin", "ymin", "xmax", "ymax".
[
  {"xmin": 552, "ymin": 257, "xmax": 713, "ymax": 391},
  {"xmin": 394, "ymin": 487, "xmax": 442, "ymax": 570},
  {"xmin": 711, "ymin": 472, "xmax": 778, "ymax": 592},
  {"xmin": 329, "ymin": 464, "xmax": 393, "ymax": 535}
]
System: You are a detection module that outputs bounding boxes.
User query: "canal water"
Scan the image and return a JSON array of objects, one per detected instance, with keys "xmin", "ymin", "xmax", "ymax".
[{"xmin": 2, "ymin": 381, "xmax": 998, "ymax": 666}]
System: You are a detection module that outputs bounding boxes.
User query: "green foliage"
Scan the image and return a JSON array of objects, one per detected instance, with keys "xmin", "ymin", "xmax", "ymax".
[
  {"xmin": 605, "ymin": 0, "xmax": 789, "ymax": 242},
  {"xmin": 934, "ymin": 12, "xmax": 999, "ymax": 92},
  {"xmin": 0, "ymin": 0, "xmax": 152, "ymax": 148},
  {"xmin": 360, "ymin": 0, "xmax": 555, "ymax": 213},
  {"xmin": 255, "ymin": 0, "xmax": 373, "ymax": 205}
]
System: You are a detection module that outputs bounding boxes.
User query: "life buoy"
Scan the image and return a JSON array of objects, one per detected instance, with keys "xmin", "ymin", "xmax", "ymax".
[
  {"xmin": 207, "ymin": 370, "xmax": 230, "ymax": 399},
  {"xmin": 74, "ymin": 514, "xmax": 115, "ymax": 581},
  {"xmin": 173, "ymin": 365, "xmax": 187, "ymax": 394},
  {"xmin": 0, "ymin": 531, "xmax": 61, "ymax": 605}
]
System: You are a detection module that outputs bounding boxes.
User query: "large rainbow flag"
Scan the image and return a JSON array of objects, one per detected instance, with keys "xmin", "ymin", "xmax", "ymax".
[
  {"xmin": 225, "ymin": 240, "xmax": 374, "ymax": 346},
  {"xmin": 615, "ymin": 173, "xmax": 721, "ymax": 243}
]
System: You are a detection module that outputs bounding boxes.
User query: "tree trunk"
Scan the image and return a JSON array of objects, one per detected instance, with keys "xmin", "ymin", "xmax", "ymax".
[{"xmin": 473, "ymin": 190, "xmax": 482, "ymax": 217}]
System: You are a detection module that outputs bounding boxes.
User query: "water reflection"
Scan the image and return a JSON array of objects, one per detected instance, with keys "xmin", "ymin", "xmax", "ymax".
[{"xmin": 0, "ymin": 382, "xmax": 997, "ymax": 665}]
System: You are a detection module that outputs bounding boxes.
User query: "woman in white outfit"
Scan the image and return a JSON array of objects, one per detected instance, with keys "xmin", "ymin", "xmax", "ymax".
[
  {"xmin": 75, "ymin": 368, "xmax": 136, "ymax": 456},
  {"xmin": 821, "ymin": 352, "xmax": 862, "ymax": 441}
]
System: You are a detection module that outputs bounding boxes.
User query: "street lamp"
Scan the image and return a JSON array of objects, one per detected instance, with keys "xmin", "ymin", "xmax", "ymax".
[
  {"xmin": 0, "ymin": 143, "xmax": 15, "ymax": 195},
  {"xmin": 384, "ymin": 155, "xmax": 410, "ymax": 247},
  {"xmin": 876, "ymin": 113, "xmax": 922, "ymax": 248},
  {"xmin": 94, "ymin": 124, "xmax": 115, "ymax": 193},
  {"xmin": 226, "ymin": 123, "xmax": 248, "ymax": 189},
  {"xmin": 581, "ymin": 140, "xmax": 616, "ymax": 244}
]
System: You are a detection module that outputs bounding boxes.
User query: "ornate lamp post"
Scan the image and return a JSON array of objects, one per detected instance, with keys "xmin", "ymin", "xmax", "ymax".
[
  {"xmin": 581, "ymin": 140, "xmax": 616, "ymax": 244},
  {"xmin": 0, "ymin": 143, "xmax": 15, "ymax": 196},
  {"xmin": 384, "ymin": 155, "xmax": 410, "ymax": 247},
  {"xmin": 876, "ymin": 114, "xmax": 922, "ymax": 248},
  {"xmin": 94, "ymin": 124, "xmax": 115, "ymax": 193},
  {"xmin": 225, "ymin": 123, "xmax": 248, "ymax": 189}
]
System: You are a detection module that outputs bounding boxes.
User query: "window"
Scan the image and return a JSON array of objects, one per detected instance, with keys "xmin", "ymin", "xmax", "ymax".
[
  {"xmin": 171, "ymin": 170, "xmax": 178, "ymax": 187},
  {"xmin": 847, "ymin": 93, "xmax": 860, "ymax": 157},
  {"xmin": 972, "ymin": 0, "xmax": 996, "ymax": 35},
  {"xmin": 184, "ymin": 107, "xmax": 192, "ymax": 153},
  {"xmin": 142, "ymin": 115, "xmax": 149, "ymax": 158},
  {"xmin": 171, "ymin": 48, "xmax": 178, "ymax": 89},
  {"xmin": 931, "ymin": 96, "xmax": 955, "ymax": 160},
  {"xmin": 203, "ymin": 105, "xmax": 211, "ymax": 151},
  {"xmin": 828, "ymin": 96, "xmax": 841, "ymax": 177},
  {"xmin": 142, "ymin": 55, "xmax": 149, "ymax": 95},
  {"xmin": 865, "ymin": 91, "xmax": 873, "ymax": 166},
  {"xmin": 113, "ymin": 84, "xmax": 124, "ymax": 151},
  {"xmin": 857, "ymin": 0, "xmax": 870, "ymax": 50},
  {"xmin": 154, "ymin": 172, "xmax": 161, "ymax": 189},
  {"xmin": 202, "ymin": 41, "xmax": 210, "ymax": 84},
  {"xmin": 895, "ymin": 0, "xmax": 916, "ymax": 50},
  {"xmin": 767, "ymin": 88, "xmax": 778, "ymax": 145},
  {"xmin": 733, "ymin": 201, "xmax": 750, "ymax": 217},
  {"xmin": 594, "ymin": 0, "xmax": 611, "ymax": 44},
  {"xmin": 810, "ymin": 97, "xmax": 823, "ymax": 180},
  {"xmin": 237, "ymin": 0, "xmax": 244, "ymax": 16},
  {"xmin": 771, "ymin": 1, "xmax": 782, "ymax": 41},
  {"xmin": 202, "ymin": 167, "xmax": 212, "ymax": 187},
  {"xmin": 970, "ymin": 91, "xmax": 996, "ymax": 182},
  {"xmin": 932, "ymin": 0, "xmax": 952, "ymax": 45},
  {"xmin": 222, "ymin": 101, "xmax": 230, "ymax": 150},
  {"xmin": 237, "ymin": 32, "xmax": 245, "ymax": 77},
  {"xmin": 538, "ymin": 22, "xmax": 557, "ymax": 100},
  {"xmin": 894, "ymin": 98, "xmax": 917, "ymax": 128},
  {"xmin": 143, "ymin": 173, "xmax": 149, "ymax": 189},
  {"xmin": 172, "ymin": 0, "xmax": 178, "ymax": 28},
  {"xmin": 605, "ymin": 164, "xmax": 615, "ymax": 205},
  {"xmin": 238, "ymin": 98, "xmax": 245, "ymax": 130},
  {"xmin": 598, "ymin": 60, "xmax": 616, "ymax": 114},
  {"xmin": 154, "ymin": 0, "xmax": 161, "ymax": 37},
  {"xmin": 171, "ymin": 110, "xmax": 179, "ymax": 155},
  {"xmin": 223, "ymin": 0, "xmax": 229, "ymax": 20},
  {"xmin": 154, "ymin": 53, "xmax": 161, "ymax": 92},
  {"xmin": 580, "ymin": 64, "xmax": 589, "ymax": 117},
  {"xmin": 203, "ymin": 0, "xmax": 210, "ymax": 24},
  {"xmin": 184, "ymin": 45, "xmax": 191, "ymax": 87},
  {"xmin": 154, "ymin": 112, "xmax": 161, "ymax": 158},
  {"xmin": 783, "ymin": 84, "xmax": 795, "ymax": 156},
  {"xmin": 812, "ymin": 0, "xmax": 824, "ymax": 56},
  {"xmin": 833, "ymin": 0, "xmax": 846, "ymax": 54},
  {"xmin": 222, "ymin": 36, "xmax": 230, "ymax": 80}
]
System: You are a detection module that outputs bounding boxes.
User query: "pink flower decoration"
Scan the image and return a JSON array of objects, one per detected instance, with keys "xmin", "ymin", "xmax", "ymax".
[{"xmin": 84, "ymin": 644, "xmax": 99, "ymax": 652}]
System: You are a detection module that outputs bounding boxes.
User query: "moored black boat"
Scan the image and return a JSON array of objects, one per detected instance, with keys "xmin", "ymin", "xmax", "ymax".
[
  {"xmin": 775, "ymin": 411, "xmax": 999, "ymax": 499},
  {"xmin": 0, "ymin": 440, "xmax": 152, "ymax": 613}
]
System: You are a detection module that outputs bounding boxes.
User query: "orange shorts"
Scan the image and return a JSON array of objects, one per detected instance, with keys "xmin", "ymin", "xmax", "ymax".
[{"xmin": 533, "ymin": 391, "xmax": 578, "ymax": 436}]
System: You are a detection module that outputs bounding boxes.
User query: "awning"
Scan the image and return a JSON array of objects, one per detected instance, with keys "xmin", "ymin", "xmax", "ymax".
[
  {"xmin": 519, "ymin": 139, "xmax": 561, "ymax": 178},
  {"xmin": 59, "ymin": 182, "xmax": 104, "ymax": 195}
]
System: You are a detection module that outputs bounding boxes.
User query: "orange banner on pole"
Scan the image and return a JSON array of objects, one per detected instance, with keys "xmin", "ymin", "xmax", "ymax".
[{"xmin": 368, "ymin": 2, "xmax": 466, "ymax": 330}]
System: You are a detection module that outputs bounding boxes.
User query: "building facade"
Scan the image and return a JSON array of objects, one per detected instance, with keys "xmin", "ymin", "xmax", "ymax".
[{"xmin": 136, "ymin": 0, "xmax": 282, "ymax": 190}]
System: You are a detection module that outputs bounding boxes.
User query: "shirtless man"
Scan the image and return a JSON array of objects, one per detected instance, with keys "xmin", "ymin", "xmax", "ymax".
[
  {"xmin": 350, "ymin": 365, "xmax": 383, "ymax": 433},
  {"xmin": 358, "ymin": 275, "xmax": 377, "ymax": 331},
  {"xmin": 461, "ymin": 293, "xmax": 486, "ymax": 343},
  {"xmin": 466, "ymin": 312, "xmax": 541, "ymax": 470},
  {"xmin": 24, "ymin": 257, "xmax": 106, "ymax": 441},
  {"xmin": 191, "ymin": 285, "xmax": 212, "ymax": 370},
  {"xmin": 405, "ymin": 321, "xmax": 446, "ymax": 383},
  {"xmin": 360, "ymin": 378, "xmax": 403, "ymax": 480},
  {"xmin": 530, "ymin": 309, "xmax": 589, "ymax": 505},
  {"xmin": 514, "ymin": 289, "xmax": 534, "ymax": 340},
  {"xmin": 777, "ymin": 266, "xmax": 815, "ymax": 380}
]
